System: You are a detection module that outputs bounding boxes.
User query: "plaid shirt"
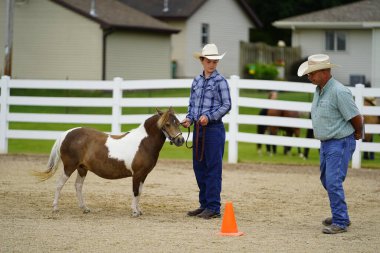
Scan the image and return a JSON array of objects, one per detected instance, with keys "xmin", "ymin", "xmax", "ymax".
[
  {"xmin": 186, "ymin": 70, "xmax": 231, "ymax": 123},
  {"xmin": 311, "ymin": 77, "xmax": 360, "ymax": 141}
]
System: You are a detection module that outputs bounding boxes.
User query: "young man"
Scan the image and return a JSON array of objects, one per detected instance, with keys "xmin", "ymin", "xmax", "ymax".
[
  {"xmin": 181, "ymin": 44, "xmax": 231, "ymax": 219},
  {"xmin": 298, "ymin": 54, "xmax": 363, "ymax": 234}
]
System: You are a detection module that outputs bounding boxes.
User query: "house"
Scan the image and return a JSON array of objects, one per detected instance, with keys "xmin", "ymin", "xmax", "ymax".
[
  {"xmin": 120, "ymin": 0, "xmax": 262, "ymax": 78},
  {"xmin": 0, "ymin": 0, "xmax": 179, "ymax": 80},
  {"xmin": 273, "ymin": 0, "xmax": 380, "ymax": 88}
]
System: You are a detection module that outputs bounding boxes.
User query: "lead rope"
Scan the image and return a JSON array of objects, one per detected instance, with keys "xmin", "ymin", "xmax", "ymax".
[
  {"xmin": 184, "ymin": 121, "xmax": 205, "ymax": 162},
  {"xmin": 185, "ymin": 127, "xmax": 192, "ymax": 149},
  {"xmin": 196, "ymin": 122, "xmax": 206, "ymax": 162}
]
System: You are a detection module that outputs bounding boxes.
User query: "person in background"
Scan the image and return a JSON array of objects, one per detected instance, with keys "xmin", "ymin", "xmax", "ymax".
[
  {"xmin": 181, "ymin": 44, "xmax": 231, "ymax": 219},
  {"xmin": 298, "ymin": 54, "xmax": 363, "ymax": 234}
]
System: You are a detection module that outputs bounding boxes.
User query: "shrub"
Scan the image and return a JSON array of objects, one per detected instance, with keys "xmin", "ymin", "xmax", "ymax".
[{"xmin": 246, "ymin": 63, "xmax": 279, "ymax": 80}]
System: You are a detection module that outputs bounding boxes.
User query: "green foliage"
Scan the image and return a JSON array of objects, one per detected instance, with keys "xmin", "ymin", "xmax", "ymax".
[{"xmin": 246, "ymin": 63, "xmax": 279, "ymax": 80}]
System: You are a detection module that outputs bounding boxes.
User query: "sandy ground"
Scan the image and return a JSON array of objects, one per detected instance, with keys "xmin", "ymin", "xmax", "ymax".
[{"xmin": 0, "ymin": 154, "xmax": 379, "ymax": 253}]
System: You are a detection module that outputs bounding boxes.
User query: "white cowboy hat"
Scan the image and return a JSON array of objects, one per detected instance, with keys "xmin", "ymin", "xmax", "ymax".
[
  {"xmin": 193, "ymin": 43, "xmax": 226, "ymax": 60},
  {"xmin": 297, "ymin": 54, "xmax": 338, "ymax": 77}
]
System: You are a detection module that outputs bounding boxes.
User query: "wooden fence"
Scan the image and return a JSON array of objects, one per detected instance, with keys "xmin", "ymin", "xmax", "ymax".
[
  {"xmin": 1, "ymin": 75, "xmax": 379, "ymax": 169},
  {"xmin": 239, "ymin": 41, "xmax": 302, "ymax": 80}
]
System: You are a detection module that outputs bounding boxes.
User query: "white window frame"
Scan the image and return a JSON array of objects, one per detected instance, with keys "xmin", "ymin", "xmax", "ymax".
[
  {"xmin": 325, "ymin": 31, "xmax": 346, "ymax": 51},
  {"xmin": 201, "ymin": 23, "xmax": 209, "ymax": 46}
]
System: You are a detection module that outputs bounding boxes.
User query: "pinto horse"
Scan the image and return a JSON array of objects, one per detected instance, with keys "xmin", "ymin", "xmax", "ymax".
[
  {"xmin": 266, "ymin": 108, "xmax": 303, "ymax": 157},
  {"xmin": 34, "ymin": 108, "xmax": 184, "ymax": 217}
]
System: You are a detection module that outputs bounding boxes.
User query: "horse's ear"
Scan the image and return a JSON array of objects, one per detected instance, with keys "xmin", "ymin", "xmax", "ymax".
[{"xmin": 156, "ymin": 108, "xmax": 163, "ymax": 116}]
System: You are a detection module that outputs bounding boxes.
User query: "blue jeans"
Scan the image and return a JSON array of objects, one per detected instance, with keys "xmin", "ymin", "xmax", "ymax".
[
  {"xmin": 192, "ymin": 122, "xmax": 225, "ymax": 213},
  {"xmin": 320, "ymin": 134, "xmax": 356, "ymax": 228}
]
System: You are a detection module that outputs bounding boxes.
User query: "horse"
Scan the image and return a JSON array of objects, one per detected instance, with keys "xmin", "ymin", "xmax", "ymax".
[
  {"xmin": 302, "ymin": 114, "xmax": 314, "ymax": 160},
  {"xmin": 266, "ymin": 108, "xmax": 303, "ymax": 157},
  {"xmin": 363, "ymin": 98, "xmax": 379, "ymax": 160},
  {"xmin": 33, "ymin": 108, "xmax": 185, "ymax": 217},
  {"xmin": 257, "ymin": 91, "xmax": 278, "ymax": 155}
]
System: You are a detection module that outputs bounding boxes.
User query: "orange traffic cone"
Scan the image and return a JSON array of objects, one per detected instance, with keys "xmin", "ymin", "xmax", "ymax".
[{"xmin": 219, "ymin": 202, "xmax": 244, "ymax": 236}]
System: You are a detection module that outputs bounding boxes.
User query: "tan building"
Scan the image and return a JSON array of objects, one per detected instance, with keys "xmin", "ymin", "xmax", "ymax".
[
  {"xmin": 0, "ymin": 0, "xmax": 178, "ymax": 80},
  {"xmin": 121, "ymin": 0, "xmax": 262, "ymax": 78}
]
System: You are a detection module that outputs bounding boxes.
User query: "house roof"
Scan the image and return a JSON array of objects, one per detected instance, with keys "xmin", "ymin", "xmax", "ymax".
[
  {"xmin": 273, "ymin": 0, "xmax": 380, "ymax": 29},
  {"xmin": 119, "ymin": 0, "xmax": 207, "ymax": 19},
  {"xmin": 51, "ymin": 0, "xmax": 179, "ymax": 33},
  {"xmin": 119, "ymin": 0, "xmax": 263, "ymax": 28}
]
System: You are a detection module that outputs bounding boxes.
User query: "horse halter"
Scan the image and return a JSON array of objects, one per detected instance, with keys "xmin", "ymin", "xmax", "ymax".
[{"xmin": 161, "ymin": 126, "xmax": 182, "ymax": 145}]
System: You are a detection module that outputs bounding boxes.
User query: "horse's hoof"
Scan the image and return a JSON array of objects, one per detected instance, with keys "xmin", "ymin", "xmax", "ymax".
[
  {"xmin": 52, "ymin": 209, "xmax": 59, "ymax": 213},
  {"xmin": 82, "ymin": 208, "xmax": 91, "ymax": 214},
  {"xmin": 132, "ymin": 211, "xmax": 142, "ymax": 217}
]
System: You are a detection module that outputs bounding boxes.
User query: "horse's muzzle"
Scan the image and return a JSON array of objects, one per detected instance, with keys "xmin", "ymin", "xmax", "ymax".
[{"xmin": 172, "ymin": 134, "xmax": 185, "ymax": 147}]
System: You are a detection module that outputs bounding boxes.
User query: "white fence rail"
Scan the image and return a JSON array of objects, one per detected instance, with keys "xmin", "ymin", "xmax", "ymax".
[{"xmin": 1, "ymin": 75, "xmax": 379, "ymax": 169}]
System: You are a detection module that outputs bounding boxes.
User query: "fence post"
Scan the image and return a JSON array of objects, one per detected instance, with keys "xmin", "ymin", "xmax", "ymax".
[
  {"xmin": 0, "ymin": 76, "xmax": 10, "ymax": 153},
  {"xmin": 352, "ymin": 84, "xmax": 365, "ymax": 169},
  {"xmin": 228, "ymin": 75, "xmax": 239, "ymax": 163},
  {"xmin": 112, "ymin": 77, "xmax": 123, "ymax": 134}
]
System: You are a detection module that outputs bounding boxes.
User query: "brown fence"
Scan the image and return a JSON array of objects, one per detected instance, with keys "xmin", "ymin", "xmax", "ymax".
[{"xmin": 239, "ymin": 41, "xmax": 302, "ymax": 81}]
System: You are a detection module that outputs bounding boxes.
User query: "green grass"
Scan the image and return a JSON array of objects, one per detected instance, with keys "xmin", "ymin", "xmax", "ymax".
[{"xmin": 6, "ymin": 88, "xmax": 379, "ymax": 169}]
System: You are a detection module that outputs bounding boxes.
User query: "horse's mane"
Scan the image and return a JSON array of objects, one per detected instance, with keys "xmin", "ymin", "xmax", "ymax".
[{"xmin": 156, "ymin": 108, "xmax": 175, "ymax": 129}]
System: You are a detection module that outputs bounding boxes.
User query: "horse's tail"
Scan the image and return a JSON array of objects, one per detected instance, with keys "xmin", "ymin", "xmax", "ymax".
[{"xmin": 33, "ymin": 132, "xmax": 65, "ymax": 181}]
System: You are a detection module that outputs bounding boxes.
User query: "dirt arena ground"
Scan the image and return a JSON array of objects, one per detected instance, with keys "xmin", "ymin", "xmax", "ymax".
[{"xmin": 1, "ymin": 154, "xmax": 379, "ymax": 252}]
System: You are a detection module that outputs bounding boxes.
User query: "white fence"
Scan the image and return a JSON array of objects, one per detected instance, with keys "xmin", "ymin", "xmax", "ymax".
[{"xmin": 1, "ymin": 75, "xmax": 379, "ymax": 169}]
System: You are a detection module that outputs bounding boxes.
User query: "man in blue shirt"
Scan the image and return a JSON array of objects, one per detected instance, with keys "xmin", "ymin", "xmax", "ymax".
[
  {"xmin": 181, "ymin": 44, "xmax": 231, "ymax": 219},
  {"xmin": 298, "ymin": 54, "xmax": 363, "ymax": 234}
]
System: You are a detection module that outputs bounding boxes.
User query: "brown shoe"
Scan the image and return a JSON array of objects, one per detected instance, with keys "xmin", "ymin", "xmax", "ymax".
[
  {"xmin": 322, "ymin": 224, "xmax": 347, "ymax": 234},
  {"xmin": 187, "ymin": 208, "xmax": 205, "ymax": 217},
  {"xmin": 196, "ymin": 209, "xmax": 221, "ymax": 219},
  {"xmin": 322, "ymin": 217, "xmax": 351, "ymax": 227}
]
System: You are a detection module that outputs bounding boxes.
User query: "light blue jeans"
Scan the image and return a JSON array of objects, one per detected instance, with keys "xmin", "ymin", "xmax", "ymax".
[{"xmin": 320, "ymin": 134, "xmax": 356, "ymax": 228}]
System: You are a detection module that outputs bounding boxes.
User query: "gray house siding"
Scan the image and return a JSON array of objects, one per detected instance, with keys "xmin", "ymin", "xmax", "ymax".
[
  {"xmin": 185, "ymin": 0, "xmax": 253, "ymax": 78},
  {"xmin": 0, "ymin": 0, "xmax": 176, "ymax": 80},
  {"xmin": 293, "ymin": 29, "xmax": 372, "ymax": 86},
  {"xmin": 372, "ymin": 28, "xmax": 380, "ymax": 88},
  {"xmin": 110, "ymin": 0, "xmax": 262, "ymax": 79},
  {"xmin": 106, "ymin": 32, "xmax": 171, "ymax": 80},
  {"xmin": 1, "ymin": 0, "xmax": 102, "ymax": 80},
  {"xmin": 273, "ymin": 0, "xmax": 380, "ymax": 88}
]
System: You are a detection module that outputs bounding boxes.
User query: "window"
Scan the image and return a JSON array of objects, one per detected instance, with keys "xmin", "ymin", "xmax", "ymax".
[
  {"xmin": 325, "ymin": 31, "xmax": 346, "ymax": 51},
  {"xmin": 336, "ymin": 32, "xmax": 346, "ymax": 50},
  {"xmin": 201, "ymin": 23, "xmax": 209, "ymax": 46}
]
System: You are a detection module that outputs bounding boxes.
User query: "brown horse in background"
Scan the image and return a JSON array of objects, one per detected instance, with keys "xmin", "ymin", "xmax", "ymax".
[
  {"xmin": 267, "ymin": 109, "xmax": 303, "ymax": 157},
  {"xmin": 363, "ymin": 98, "xmax": 379, "ymax": 160}
]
